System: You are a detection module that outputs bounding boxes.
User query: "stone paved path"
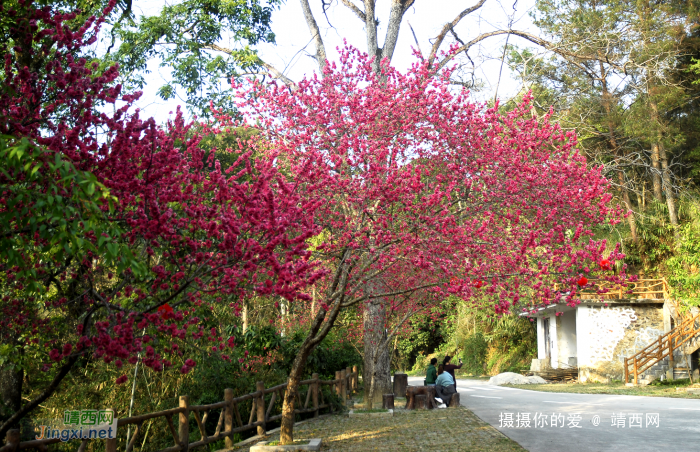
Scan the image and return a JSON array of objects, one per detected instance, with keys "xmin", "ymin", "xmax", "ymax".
[{"xmin": 233, "ymin": 407, "xmax": 524, "ymax": 451}]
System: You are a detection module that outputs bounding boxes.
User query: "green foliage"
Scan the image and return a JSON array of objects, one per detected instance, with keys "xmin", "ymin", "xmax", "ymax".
[
  {"xmin": 279, "ymin": 329, "xmax": 361, "ymax": 380},
  {"xmin": 407, "ymin": 298, "xmax": 536, "ymax": 376},
  {"xmin": 193, "ymin": 125, "xmax": 262, "ymax": 174},
  {"xmin": 663, "ymin": 199, "xmax": 700, "ymax": 308},
  {"xmin": 110, "ymin": 0, "xmax": 282, "ymax": 115},
  {"xmin": 394, "ymin": 297, "xmax": 457, "ymax": 371},
  {"xmin": 225, "ymin": 324, "xmax": 283, "ymax": 357},
  {"xmin": 459, "ymin": 333, "xmax": 488, "ymax": 376},
  {"xmin": 0, "ymin": 136, "xmax": 146, "ymax": 295}
]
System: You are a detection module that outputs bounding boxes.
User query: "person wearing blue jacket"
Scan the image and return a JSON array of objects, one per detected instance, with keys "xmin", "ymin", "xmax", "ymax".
[{"xmin": 434, "ymin": 364, "xmax": 456, "ymax": 404}]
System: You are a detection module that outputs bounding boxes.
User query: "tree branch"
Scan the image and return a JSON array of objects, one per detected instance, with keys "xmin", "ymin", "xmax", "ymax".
[
  {"xmin": 363, "ymin": 0, "xmax": 380, "ymax": 73},
  {"xmin": 406, "ymin": 20, "xmax": 423, "ymax": 58},
  {"xmin": 0, "ymin": 355, "xmax": 80, "ymax": 440},
  {"xmin": 299, "ymin": 0, "xmax": 328, "ymax": 73},
  {"xmin": 381, "ymin": 0, "xmax": 415, "ymax": 63},
  {"xmin": 341, "ymin": 0, "xmax": 366, "ymax": 21},
  {"xmin": 259, "ymin": 60, "xmax": 299, "ymax": 89},
  {"xmin": 200, "ymin": 43, "xmax": 298, "ymax": 88},
  {"xmin": 435, "ymin": 29, "xmax": 623, "ymax": 75},
  {"xmin": 428, "ymin": 0, "xmax": 487, "ymax": 65}
]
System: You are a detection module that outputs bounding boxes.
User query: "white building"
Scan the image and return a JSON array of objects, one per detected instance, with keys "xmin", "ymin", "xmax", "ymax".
[{"xmin": 524, "ymin": 281, "xmax": 700, "ymax": 383}]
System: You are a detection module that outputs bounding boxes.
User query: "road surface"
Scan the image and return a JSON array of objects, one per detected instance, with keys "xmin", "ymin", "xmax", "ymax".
[{"xmin": 407, "ymin": 376, "xmax": 700, "ymax": 452}]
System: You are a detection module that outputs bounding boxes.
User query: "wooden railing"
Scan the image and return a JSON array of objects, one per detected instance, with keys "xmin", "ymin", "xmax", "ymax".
[
  {"xmin": 624, "ymin": 313, "xmax": 700, "ymax": 384},
  {"xmin": 575, "ymin": 278, "xmax": 669, "ymax": 300},
  {"xmin": 1, "ymin": 366, "xmax": 359, "ymax": 452}
]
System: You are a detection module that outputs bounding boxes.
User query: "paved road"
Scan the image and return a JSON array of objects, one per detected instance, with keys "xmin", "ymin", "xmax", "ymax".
[{"xmin": 407, "ymin": 377, "xmax": 700, "ymax": 452}]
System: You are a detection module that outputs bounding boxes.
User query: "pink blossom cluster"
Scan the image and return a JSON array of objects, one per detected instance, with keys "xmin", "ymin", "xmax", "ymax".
[
  {"xmin": 1, "ymin": 0, "xmax": 322, "ymax": 384},
  {"xmin": 231, "ymin": 44, "xmax": 628, "ymax": 323}
]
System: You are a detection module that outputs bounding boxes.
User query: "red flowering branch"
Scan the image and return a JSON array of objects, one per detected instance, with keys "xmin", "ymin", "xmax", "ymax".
[
  {"xmin": 0, "ymin": 1, "xmax": 321, "ymax": 437},
  {"xmin": 224, "ymin": 44, "xmax": 628, "ymax": 443}
]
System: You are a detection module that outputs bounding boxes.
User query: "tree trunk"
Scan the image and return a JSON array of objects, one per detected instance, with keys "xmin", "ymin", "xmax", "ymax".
[
  {"xmin": 363, "ymin": 299, "xmax": 391, "ymax": 408},
  {"xmin": 597, "ymin": 58, "xmax": 638, "ymax": 243},
  {"xmin": 363, "ymin": 0, "xmax": 380, "ymax": 74},
  {"xmin": 279, "ymin": 330, "xmax": 317, "ymax": 444},
  {"xmin": 658, "ymin": 142, "xmax": 679, "ymax": 227},
  {"xmin": 618, "ymin": 171, "xmax": 638, "ymax": 243},
  {"xmin": 242, "ymin": 302, "xmax": 248, "ymax": 333},
  {"xmin": 279, "ymin": 290, "xmax": 347, "ymax": 444},
  {"xmin": 650, "ymin": 143, "xmax": 664, "ymax": 201},
  {"xmin": 0, "ymin": 365, "xmax": 23, "ymax": 427}
]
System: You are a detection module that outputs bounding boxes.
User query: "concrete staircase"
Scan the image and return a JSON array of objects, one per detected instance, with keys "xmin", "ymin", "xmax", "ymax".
[{"xmin": 637, "ymin": 353, "xmax": 691, "ymax": 381}]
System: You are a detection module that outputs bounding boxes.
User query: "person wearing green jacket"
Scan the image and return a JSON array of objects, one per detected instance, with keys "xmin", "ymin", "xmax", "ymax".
[{"xmin": 425, "ymin": 358, "xmax": 438, "ymax": 386}]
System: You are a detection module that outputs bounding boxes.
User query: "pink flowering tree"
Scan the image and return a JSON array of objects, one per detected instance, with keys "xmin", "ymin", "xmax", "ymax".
[
  {"xmin": 0, "ymin": 1, "xmax": 319, "ymax": 436},
  {"xmin": 230, "ymin": 46, "xmax": 626, "ymax": 443}
]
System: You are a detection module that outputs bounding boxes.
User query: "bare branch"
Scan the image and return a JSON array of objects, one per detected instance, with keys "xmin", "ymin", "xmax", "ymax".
[
  {"xmin": 299, "ymin": 0, "xmax": 328, "ymax": 73},
  {"xmin": 428, "ymin": 0, "xmax": 488, "ymax": 65},
  {"xmin": 341, "ymin": 0, "xmax": 366, "ymax": 21},
  {"xmin": 200, "ymin": 43, "xmax": 298, "ymax": 88},
  {"xmin": 259, "ymin": 60, "xmax": 299, "ymax": 89},
  {"xmin": 406, "ymin": 20, "xmax": 423, "ymax": 58},
  {"xmin": 435, "ymin": 30, "xmax": 623, "ymax": 76}
]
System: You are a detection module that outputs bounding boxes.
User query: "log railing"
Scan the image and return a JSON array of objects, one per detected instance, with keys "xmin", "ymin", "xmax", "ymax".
[
  {"xmin": 575, "ymin": 278, "xmax": 669, "ymax": 300},
  {"xmin": 624, "ymin": 312, "xmax": 700, "ymax": 384},
  {"xmin": 1, "ymin": 366, "xmax": 359, "ymax": 452}
]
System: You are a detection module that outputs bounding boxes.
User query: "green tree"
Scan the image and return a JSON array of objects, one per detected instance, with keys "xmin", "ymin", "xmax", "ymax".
[
  {"xmin": 109, "ymin": 0, "xmax": 282, "ymax": 115},
  {"xmin": 510, "ymin": 0, "xmax": 694, "ymax": 236}
]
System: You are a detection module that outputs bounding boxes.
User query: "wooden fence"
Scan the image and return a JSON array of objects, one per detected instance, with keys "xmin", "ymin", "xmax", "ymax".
[
  {"xmin": 573, "ymin": 278, "xmax": 668, "ymax": 300},
  {"xmin": 1, "ymin": 366, "xmax": 359, "ymax": 452}
]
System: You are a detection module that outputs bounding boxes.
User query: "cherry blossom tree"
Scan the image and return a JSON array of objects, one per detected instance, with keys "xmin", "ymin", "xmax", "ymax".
[
  {"xmin": 231, "ymin": 46, "xmax": 626, "ymax": 443},
  {"xmin": 0, "ymin": 1, "xmax": 319, "ymax": 437}
]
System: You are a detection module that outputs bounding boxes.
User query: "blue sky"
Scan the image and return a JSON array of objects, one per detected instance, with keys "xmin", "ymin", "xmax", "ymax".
[{"xmin": 121, "ymin": 0, "xmax": 543, "ymax": 124}]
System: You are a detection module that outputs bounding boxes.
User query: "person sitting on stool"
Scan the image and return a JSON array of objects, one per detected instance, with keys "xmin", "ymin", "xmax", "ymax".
[{"xmin": 434, "ymin": 364, "xmax": 456, "ymax": 405}]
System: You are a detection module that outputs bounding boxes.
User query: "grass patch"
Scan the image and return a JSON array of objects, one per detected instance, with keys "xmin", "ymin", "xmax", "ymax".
[
  {"xmin": 504, "ymin": 380, "xmax": 700, "ymax": 399},
  {"xmin": 352, "ymin": 408, "xmax": 389, "ymax": 413},
  {"xmin": 234, "ymin": 407, "xmax": 524, "ymax": 452},
  {"xmin": 266, "ymin": 440, "xmax": 308, "ymax": 446}
]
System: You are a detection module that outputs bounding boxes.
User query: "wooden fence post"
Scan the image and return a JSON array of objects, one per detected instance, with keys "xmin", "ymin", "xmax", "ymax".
[
  {"xmin": 179, "ymin": 396, "xmax": 190, "ymax": 452},
  {"xmin": 256, "ymin": 381, "xmax": 266, "ymax": 436},
  {"xmin": 334, "ymin": 371, "xmax": 341, "ymax": 397},
  {"xmin": 352, "ymin": 365, "xmax": 358, "ymax": 391},
  {"xmin": 340, "ymin": 369, "xmax": 347, "ymax": 405},
  {"xmin": 669, "ymin": 339, "xmax": 675, "ymax": 380},
  {"xmin": 224, "ymin": 388, "xmax": 234, "ymax": 448},
  {"xmin": 105, "ymin": 408, "xmax": 117, "ymax": 452},
  {"xmin": 5, "ymin": 429, "xmax": 19, "ymax": 450},
  {"xmin": 345, "ymin": 367, "xmax": 352, "ymax": 394},
  {"xmin": 312, "ymin": 373, "xmax": 319, "ymax": 418}
]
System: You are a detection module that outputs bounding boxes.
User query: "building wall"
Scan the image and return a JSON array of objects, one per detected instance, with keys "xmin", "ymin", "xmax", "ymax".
[
  {"xmin": 556, "ymin": 311, "xmax": 577, "ymax": 367},
  {"xmin": 549, "ymin": 314, "xmax": 558, "ymax": 369},
  {"xmin": 537, "ymin": 317, "xmax": 546, "ymax": 360},
  {"xmin": 536, "ymin": 314, "xmax": 559, "ymax": 368},
  {"xmin": 577, "ymin": 304, "xmax": 664, "ymax": 383}
]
